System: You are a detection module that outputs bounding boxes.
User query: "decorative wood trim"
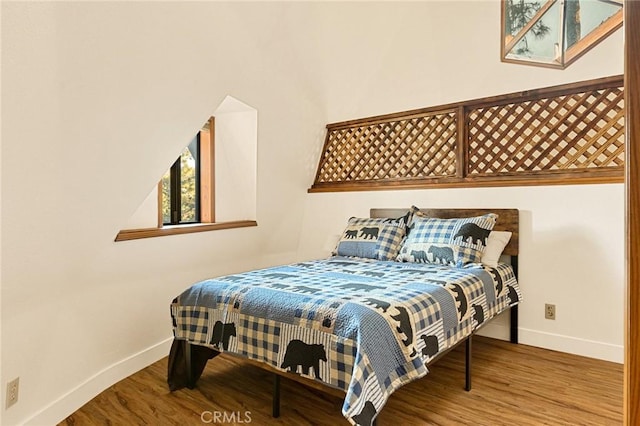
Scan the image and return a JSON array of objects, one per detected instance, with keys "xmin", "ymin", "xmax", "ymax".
[
  {"xmin": 564, "ymin": 9, "xmax": 623, "ymax": 66},
  {"xmin": 310, "ymin": 76, "xmax": 624, "ymax": 193},
  {"xmin": 309, "ymin": 170, "xmax": 623, "ymax": 193},
  {"xmin": 502, "ymin": 0, "xmax": 557, "ymax": 57},
  {"xmin": 200, "ymin": 116, "xmax": 216, "ymax": 223},
  {"xmin": 456, "ymin": 105, "xmax": 466, "ymax": 179},
  {"xmin": 114, "ymin": 220, "xmax": 257, "ymax": 242},
  {"xmin": 625, "ymin": 2, "xmax": 640, "ymax": 424}
]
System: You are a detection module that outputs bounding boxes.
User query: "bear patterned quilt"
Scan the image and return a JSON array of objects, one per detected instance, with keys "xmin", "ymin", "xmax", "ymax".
[{"xmin": 170, "ymin": 257, "xmax": 521, "ymax": 426}]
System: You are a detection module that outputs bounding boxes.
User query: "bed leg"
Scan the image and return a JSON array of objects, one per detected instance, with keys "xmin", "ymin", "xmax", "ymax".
[
  {"xmin": 510, "ymin": 304, "xmax": 519, "ymax": 344},
  {"xmin": 509, "ymin": 256, "xmax": 519, "ymax": 344},
  {"xmin": 185, "ymin": 341, "xmax": 195, "ymax": 389},
  {"xmin": 465, "ymin": 337, "xmax": 472, "ymax": 392},
  {"xmin": 272, "ymin": 374, "xmax": 281, "ymax": 418}
]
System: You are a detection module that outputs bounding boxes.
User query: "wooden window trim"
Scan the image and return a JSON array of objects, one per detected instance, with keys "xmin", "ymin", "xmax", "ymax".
[
  {"xmin": 115, "ymin": 220, "xmax": 257, "ymax": 242},
  {"xmin": 200, "ymin": 116, "xmax": 216, "ymax": 223},
  {"xmin": 117, "ymin": 116, "xmax": 252, "ymax": 242}
]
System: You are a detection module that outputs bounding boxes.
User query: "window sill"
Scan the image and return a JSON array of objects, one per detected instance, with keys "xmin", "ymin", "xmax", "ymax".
[{"xmin": 115, "ymin": 220, "xmax": 257, "ymax": 242}]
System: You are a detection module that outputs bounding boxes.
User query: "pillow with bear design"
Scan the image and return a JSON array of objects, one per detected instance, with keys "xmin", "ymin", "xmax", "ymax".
[
  {"xmin": 334, "ymin": 215, "xmax": 408, "ymax": 261},
  {"xmin": 396, "ymin": 213, "xmax": 497, "ymax": 266}
]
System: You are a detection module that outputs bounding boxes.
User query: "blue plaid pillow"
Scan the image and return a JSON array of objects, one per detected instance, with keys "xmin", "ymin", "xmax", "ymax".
[
  {"xmin": 334, "ymin": 216, "xmax": 407, "ymax": 260},
  {"xmin": 397, "ymin": 214, "xmax": 498, "ymax": 266}
]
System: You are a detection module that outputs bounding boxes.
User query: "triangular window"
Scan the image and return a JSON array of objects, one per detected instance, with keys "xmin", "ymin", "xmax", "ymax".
[
  {"xmin": 502, "ymin": 0, "xmax": 623, "ymax": 68},
  {"xmin": 116, "ymin": 96, "xmax": 257, "ymax": 241}
]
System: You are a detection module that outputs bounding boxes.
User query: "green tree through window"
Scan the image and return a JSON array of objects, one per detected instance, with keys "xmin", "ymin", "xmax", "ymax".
[{"xmin": 162, "ymin": 137, "xmax": 200, "ymax": 225}]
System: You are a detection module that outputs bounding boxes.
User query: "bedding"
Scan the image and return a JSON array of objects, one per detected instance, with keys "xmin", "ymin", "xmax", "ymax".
[
  {"xmin": 170, "ymin": 256, "xmax": 521, "ymax": 426},
  {"xmin": 396, "ymin": 214, "xmax": 498, "ymax": 266},
  {"xmin": 334, "ymin": 215, "xmax": 409, "ymax": 260},
  {"xmin": 481, "ymin": 231, "xmax": 513, "ymax": 267}
]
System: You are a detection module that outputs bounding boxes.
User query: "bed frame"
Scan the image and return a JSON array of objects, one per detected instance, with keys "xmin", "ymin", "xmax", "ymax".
[
  {"xmin": 182, "ymin": 208, "xmax": 520, "ymax": 425},
  {"xmin": 371, "ymin": 207, "xmax": 520, "ymax": 344}
]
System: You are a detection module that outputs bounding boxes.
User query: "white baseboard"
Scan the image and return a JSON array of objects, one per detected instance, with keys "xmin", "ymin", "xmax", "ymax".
[
  {"xmin": 24, "ymin": 337, "xmax": 173, "ymax": 426},
  {"xmin": 518, "ymin": 328, "xmax": 623, "ymax": 364},
  {"xmin": 476, "ymin": 321, "xmax": 511, "ymax": 341},
  {"xmin": 476, "ymin": 319, "xmax": 623, "ymax": 364}
]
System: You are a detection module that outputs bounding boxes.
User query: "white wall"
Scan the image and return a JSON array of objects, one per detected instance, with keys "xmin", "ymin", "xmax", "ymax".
[
  {"xmin": 0, "ymin": 2, "xmax": 624, "ymax": 425},
  {"xmin": 124, "ymin": 186, "xmax": 158, "ymax": 229},
  {"xmin": 214, "ymin": 96, "xmax": 258, "ymax": 222}
]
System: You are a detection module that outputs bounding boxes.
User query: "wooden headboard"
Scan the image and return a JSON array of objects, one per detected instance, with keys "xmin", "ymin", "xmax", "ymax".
[{"xmin": 370, "ymin": 208, "xmax": 519, "ymax": 257}]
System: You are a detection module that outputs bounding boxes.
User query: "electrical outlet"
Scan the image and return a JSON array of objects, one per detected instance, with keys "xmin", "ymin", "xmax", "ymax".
[
  {"xmin": 6, "ymin": 377, "xmax": 19, "ymax": 409},
  {"xmin": 545, "ymin": 303, "xmax": 556, "ymax": 320}
]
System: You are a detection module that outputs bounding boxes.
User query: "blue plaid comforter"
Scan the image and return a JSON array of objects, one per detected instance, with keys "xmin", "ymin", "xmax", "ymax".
[{"xmin": 171, "ymin": 257, "xmax": 521, "ymax": 426}]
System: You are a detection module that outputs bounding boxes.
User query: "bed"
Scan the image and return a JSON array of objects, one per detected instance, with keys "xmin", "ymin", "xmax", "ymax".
[{"xmin": 168, "ymin": 208, "xmax": 521, "ymax": 426}]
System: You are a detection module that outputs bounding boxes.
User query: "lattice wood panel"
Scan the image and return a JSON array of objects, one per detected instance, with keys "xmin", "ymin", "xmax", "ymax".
[
  {"xmin": 315, "ymin": 112, "xmax": 458, "ymax": 183},
  {"xmin": 310, "ymin": 75, "xmax": 624, "ymax": 192},
  {"xmin": 467, "ymin": 87, "xmax": 625, "ymax": 175}
]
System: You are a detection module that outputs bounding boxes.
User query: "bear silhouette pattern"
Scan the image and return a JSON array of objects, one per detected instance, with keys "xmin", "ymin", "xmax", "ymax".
[
  {"xmin": 344, "ymin": 229, "xmax": 358, "ymax": 239},
  {"xmin": 507, "ymin": 285, "xmax": 519, "ymax": 304},
  {"xmin": 264, "ymin": 273, "xmax": 293, "ymax": 279},
  {"xmin": 400, "ymin": 268, "xmax": 437, "ymax": 275},
  {"xmin": 485, "ymin": 266, "xmax": 503, "ymax": 295},
  {"xmin": 221, "ymin": 275, "xmax": 245, "ymax": 282},
  {"xmin": 472, "ymin": 304, "xmax": 485, "ymax": 325},
  {"xmin": 359, "ymin": 227, "xmax": 379, "ymax": 240},
  {"xmin": 351, "ymin": 401, "xmax": 377, "ymax": 426},
  {"xmin": 290, "ymin": 285, "xmax": 321, "ymax": 294},
  {"xmin": 281, "ymin": 339, "xmax": 327, "ymax": 380},
  {"xmin": 338, "ymin": 283, "xmax": 385, "ymax": 292},
  {"xmin": 410, "ymin": 249, "xmax": 428, "ymax": 262},
  {"xmin": 210, "ymin": 321, "xmax": 236, "ymax": 350},
  {"xmin": 453, "ymin": 222, "xmax": 492, "ymax": 246},
  {"xmin": 446, "ymin": 283, "xmax": 468, "ymax": 319},
  {"xmin": 328, "ymin": 261, "xmax": 359, "ymax": 267},
  {"xmin": 362, "ymin": 298, "xmax": 390, "ymax": 312},
  {"xmin": 270, "ymin": 283, "xmax": 289, "ymax": 290},
  {"xmin": 428, "ymin": 245, "xmax": 454, "ymax": 264},
  {"xmin": 390, "ymin": 306, "xmax": 416, "ymax": 356},
  {"xmin": 420, "ymin": 335, "xmax": 439, "ymax": 357}
]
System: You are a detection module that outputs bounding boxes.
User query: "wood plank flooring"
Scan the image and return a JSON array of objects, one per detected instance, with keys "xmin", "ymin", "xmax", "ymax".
[{"xmin": 59, "ymin": 337, "xmax": 623, "ymax": 425}]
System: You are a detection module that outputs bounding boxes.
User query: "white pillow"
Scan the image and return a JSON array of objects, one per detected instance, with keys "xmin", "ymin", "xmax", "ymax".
[{"xmin": 481, "ymin": 231, "xmax": 512, "ymax": 267}]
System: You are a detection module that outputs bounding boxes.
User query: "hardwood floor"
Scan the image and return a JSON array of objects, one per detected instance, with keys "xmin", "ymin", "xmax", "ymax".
[{"xmin": 60, "ymin": 337, "xmax": 622, "ymax": 426}]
